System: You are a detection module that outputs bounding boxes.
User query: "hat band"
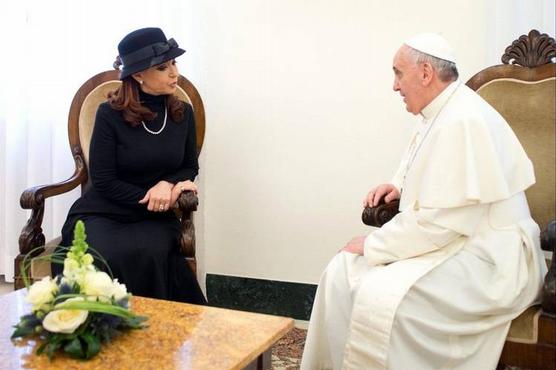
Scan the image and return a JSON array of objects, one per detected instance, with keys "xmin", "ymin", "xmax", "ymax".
[{"xmin": 120, "ymin": 38, "xmax": 179, "ymax": 68}]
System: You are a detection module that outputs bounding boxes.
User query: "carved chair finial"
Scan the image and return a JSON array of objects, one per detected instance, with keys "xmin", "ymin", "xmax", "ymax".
[{"xmin": 501, "ymin": 29, "xmax": 556, "ymax": 67}]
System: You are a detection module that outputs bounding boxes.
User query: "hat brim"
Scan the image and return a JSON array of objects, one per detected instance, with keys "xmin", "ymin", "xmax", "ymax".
[{"xmin": 120, "ymin": 47, "xmax": 185, "ymax": 80}]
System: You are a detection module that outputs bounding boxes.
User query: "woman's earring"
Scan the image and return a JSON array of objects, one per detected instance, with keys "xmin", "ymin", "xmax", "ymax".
[{"xmin": 139, "ymin": 80, "xmax": 144, "ymax": 85}]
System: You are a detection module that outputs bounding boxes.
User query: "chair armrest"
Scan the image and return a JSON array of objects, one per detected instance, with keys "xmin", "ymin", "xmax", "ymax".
[
  {"xmin": 362, "ymin": 199, "xmax": 400, "ymax": 227},
  {"xmin": 176, "ymin": 191, "xmax": 198, "ymax": 273},
  {"xmin": 19, "ymin": 156, "xmax": 86, "ymax": 256},
  {"xmin": 541, "ymin": 220, "xmax": 555, "ymax": 314},
  {"xmin": 20, "ymin": 156, "xmax": 87, "ymax": 210},
  {"xmin": 177, "ymin": 190, "xmax": 199, "ymax": 213},
  {"xmin": 16, "ymin": 156, "xmax": 87, "ymax": 287}
]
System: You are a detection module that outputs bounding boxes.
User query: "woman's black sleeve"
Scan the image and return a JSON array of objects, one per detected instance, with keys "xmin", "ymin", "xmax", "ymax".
[{"xmin": 89, "ymin": 106, "xmax": 148, "ymax": 205}]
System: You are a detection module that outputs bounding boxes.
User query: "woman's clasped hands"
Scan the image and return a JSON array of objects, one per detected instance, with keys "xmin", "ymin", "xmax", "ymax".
[{"xmin": 139, "ymin": 180, "xmax": 198, "ymax": 212}]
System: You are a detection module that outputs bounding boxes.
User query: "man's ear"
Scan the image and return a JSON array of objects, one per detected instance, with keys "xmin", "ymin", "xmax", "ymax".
[{"xmin": 421, "ymin": 63, "xmax": 434, "ymax": 86}]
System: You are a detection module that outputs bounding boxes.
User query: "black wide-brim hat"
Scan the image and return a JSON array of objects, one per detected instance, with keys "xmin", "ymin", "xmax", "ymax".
[{"xmin": 117, "ymin": 27, "xmax": 185, "ymax": 80}]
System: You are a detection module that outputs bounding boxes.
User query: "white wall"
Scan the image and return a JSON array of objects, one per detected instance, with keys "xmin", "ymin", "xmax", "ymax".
[
  {"xmin": 192, "ymin": 0, "xmax": 555, "ymax": 284},
  {"xmin": 2, "ymin": 0, "xmax": 553, "ymax": 286}
]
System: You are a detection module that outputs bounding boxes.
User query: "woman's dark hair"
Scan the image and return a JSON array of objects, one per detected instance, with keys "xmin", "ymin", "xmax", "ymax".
[{"xmin": 109, "ymin": 58, "xmax": 184, "ymax": 126}]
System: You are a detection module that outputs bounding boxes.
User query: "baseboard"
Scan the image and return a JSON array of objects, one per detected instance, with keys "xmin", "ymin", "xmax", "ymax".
[{"xmin": 206, "ymin": 274, "xmax": 317, "ymax": 320}]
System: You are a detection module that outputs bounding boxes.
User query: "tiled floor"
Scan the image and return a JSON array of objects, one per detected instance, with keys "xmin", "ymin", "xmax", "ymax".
[{"xmin": 0, "ymin": 275, "xmax": 14, "ymax": 295}]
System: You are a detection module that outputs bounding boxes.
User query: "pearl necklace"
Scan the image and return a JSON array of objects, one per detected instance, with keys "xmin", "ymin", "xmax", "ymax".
[{"xmin": 141, "ymin": 107, "xmax": 167, "ymax": 135}]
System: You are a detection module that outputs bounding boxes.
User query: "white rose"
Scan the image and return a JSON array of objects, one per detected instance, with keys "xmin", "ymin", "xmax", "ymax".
[
  {"xmin": 42, "ymin": 297, "xmax": 88, "ymax": 334},
  {"xmin": 83, "ymin": 271, "xmax": 114, "ymax": 300},
  {"xmin": 27, "ymin": 276, "xmax": 58, "ymax": 311},
  {"xmin": 112, "ymin": 280, "xmax": 128, "ymax": 301}
]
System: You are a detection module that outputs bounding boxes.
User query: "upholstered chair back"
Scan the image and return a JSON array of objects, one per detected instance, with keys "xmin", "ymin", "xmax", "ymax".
[
  {"xmin": 466, "ymin": 30, "xmax": 556, "ymax": 230},
  {"xmin": 78, "ymin": 81, "xmax": 120, "ymax": 168},
  {"xmin": 475, "ymin": 78, "xmax": 555, "ymax": 229}
]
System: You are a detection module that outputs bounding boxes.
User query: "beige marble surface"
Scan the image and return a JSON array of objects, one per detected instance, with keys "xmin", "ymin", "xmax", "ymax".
[{"xmin": 1, "ymin": 289, "xmax": 293, "ymax": 369}]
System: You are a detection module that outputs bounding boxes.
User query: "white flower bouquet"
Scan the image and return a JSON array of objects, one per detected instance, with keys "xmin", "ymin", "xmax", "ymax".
[{"xmin": 11, "ymin": 220, "xmax": 147, "ymax": 359}]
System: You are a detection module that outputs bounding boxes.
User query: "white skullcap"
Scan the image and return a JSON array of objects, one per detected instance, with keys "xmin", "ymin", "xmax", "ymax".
[{"xmin": 404, "ymin": 33, "xmax": 456, "ymax": 63}]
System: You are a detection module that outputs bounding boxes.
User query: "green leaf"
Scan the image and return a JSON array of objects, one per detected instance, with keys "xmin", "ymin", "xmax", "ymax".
[
  {"xmin": 124, "ymin": 315, "xmax": 149, "ymax": 329},
  {"xmin": 36, "ymin": 341, "xmax": 48, "ymax": 356},
  {"xmin": 46, "ymin": 339, "xmax": 63, "ymax": 359},
  {"xmin": 64, "ymin": 337, "xmax": 85, "ymax": 359},
  {"xmin": 81, "ymin": 332, "xmax": 101, "ymax": 359},
  {"xmin": 55, "ymin": 300, "xmax": 141, "ymax": 320},
  {"xmin": 11, "ymin": 325, "xmax": 35, "ymax": 339}
]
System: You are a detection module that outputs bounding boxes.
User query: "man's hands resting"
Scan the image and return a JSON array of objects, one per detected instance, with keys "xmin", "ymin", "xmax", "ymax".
[
  {"xmin": 340, "ymin": 184, "xmax": 401, "ymax": 256},
  {"xmin": 363, "ymin": 183, "xmax": 400, "ymax": 207}
]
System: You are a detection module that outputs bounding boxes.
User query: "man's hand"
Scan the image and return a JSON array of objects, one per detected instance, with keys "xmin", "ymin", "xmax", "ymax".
[
  {"xmin": 363, "ymin": 183, "xmax": 400, "ymax": 208},
  {"xmin": 139, "ymin": 180, "xmax": 174, "ymax": 212},
  {"xmin": 340, "ymin": 236, "xmax": 366, "ymax": 255}
]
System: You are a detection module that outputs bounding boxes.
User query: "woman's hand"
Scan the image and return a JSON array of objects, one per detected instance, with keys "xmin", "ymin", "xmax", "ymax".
[
  {"xmin": 139, "ymin": 181, "xmax": 174, "ymax": 212},
  {"xmin": 169, "ymin": 180, "xmax": 198, "ymax": 206},
  {"xmin": 363, "ymin": 183, "xmax": 400, "ymax": 208}
]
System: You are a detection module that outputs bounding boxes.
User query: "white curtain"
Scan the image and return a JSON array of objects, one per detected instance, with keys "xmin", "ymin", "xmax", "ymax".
[
  {"xmin": 0, "ymin": 0, "xmax": 196, "ymax": 282},
  {"xmin": 485, "ymin": 0, "xmax": 555, "ymax": 65}
]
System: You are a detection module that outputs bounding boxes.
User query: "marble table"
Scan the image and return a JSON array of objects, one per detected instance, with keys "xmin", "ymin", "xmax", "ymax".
[{"xmin": 0, "ymin": 289, "xmax": 294, "ymax": 369}]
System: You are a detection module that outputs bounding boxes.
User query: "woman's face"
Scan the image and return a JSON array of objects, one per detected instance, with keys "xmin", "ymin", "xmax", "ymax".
[{"xmin": 133, "ymin": 59, "xmax": 179, "ymax": 95}]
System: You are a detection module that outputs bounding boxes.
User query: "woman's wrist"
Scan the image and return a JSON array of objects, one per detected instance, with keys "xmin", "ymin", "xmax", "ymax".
[
  {"xmin": 158, "ymin": 180, "xmax": 174, "ymax": 187},
  {"xmin": 174, "ymin": 180, "xmax": 197, "ymax": 194}
]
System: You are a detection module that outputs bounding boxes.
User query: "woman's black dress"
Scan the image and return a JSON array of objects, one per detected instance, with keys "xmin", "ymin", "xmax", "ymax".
[{"xmin": 52, "ymin": 91, "xmax": 206, "ymax": 304}]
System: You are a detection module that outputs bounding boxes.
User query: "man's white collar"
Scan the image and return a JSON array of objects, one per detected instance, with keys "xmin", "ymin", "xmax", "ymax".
[{"xmin": 420, "ymin": 80, "xmax": 460, "ymax": 121}]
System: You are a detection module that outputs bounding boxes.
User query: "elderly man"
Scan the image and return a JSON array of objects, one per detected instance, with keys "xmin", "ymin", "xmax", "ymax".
[{"xmin": 300, "ymin": 34, "xmax": 547, "ymax": 370}]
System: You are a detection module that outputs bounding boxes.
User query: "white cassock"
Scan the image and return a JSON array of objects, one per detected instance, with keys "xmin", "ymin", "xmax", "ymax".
[{"xmin": 301, "ymin": 81, "xmax": 547, "ymax": 370}]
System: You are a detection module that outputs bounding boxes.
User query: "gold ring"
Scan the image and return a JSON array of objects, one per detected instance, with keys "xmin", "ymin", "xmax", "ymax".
[{"xmin": 159, "ymin": 205, "xmax": 164, "ymax": 211}]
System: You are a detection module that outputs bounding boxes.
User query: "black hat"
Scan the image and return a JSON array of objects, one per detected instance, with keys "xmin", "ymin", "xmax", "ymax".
[{"xmin": 117, "ymin": 27, "xmax": 185, "ymax": 80}]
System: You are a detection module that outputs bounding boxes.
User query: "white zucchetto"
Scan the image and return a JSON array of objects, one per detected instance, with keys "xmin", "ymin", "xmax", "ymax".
[{"xmin": 404, "ymin": 33, "xmax": 457, "ymax": 64}]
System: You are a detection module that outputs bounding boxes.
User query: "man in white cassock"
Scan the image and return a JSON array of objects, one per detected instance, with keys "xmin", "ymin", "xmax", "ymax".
[{"xmin": 300, "ymin": 34, "xmax": 547, "ymax": 370}]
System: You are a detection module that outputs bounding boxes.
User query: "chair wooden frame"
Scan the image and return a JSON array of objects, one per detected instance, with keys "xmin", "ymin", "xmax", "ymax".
[
  {"xmin": 362, "ymin": 30, "xmax": 556, "ymax": 369},
  {"xmin": 15, "ymin": 69, "xmax": 206, "ymax": 289}
]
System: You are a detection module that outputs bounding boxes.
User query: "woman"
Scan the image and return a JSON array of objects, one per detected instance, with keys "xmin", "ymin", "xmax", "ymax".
[{"xmin": 52, "ymin": 27, "xmax": 206, "ymax": 304}]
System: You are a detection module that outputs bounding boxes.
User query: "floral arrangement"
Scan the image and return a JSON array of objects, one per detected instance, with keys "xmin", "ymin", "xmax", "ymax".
[{"xmin": 11, "ymin": 221, "xmax": 147, "ymax": 359}]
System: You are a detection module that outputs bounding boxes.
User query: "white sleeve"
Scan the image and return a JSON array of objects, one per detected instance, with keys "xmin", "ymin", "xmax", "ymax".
[{"xmin": 363, "ymin": 202, "xmax": 487, "ymax": 266}]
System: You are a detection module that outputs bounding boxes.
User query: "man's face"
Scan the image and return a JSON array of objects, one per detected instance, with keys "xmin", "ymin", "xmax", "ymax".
[{"xmin": 392, "ymin": 46, "xmax": 427, "ymax": 115}]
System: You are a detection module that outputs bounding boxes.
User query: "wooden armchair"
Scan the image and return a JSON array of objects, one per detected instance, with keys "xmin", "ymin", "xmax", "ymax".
[
  {"xmin": 363, "ymin": 29, "xmax": 556, "ymax": 369},
  {"xmin": 14, "ymin": 70, "xmax": 206, "ymax": 289}
]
